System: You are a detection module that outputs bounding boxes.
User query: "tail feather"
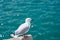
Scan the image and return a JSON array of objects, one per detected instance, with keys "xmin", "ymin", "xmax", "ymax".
[{"xmin": 10, "ymin": 34, "xmax": 18, "ymax": 38}]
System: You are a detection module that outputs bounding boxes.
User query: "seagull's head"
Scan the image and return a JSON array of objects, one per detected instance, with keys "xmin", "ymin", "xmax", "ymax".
[{"xmin": 25, "ymin": 18, "xmax": 32, "ymax": 22}]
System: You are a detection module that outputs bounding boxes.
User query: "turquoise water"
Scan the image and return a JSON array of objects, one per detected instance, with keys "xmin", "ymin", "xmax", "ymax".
[{"xmin": 0, "ymin": 0, "xmax": 60, "ymax": 40}]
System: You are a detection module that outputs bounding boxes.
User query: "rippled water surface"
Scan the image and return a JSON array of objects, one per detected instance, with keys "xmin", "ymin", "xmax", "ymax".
[{"xmin": 0, "ymin": 0, "xmax": 60, "ymax": 40}]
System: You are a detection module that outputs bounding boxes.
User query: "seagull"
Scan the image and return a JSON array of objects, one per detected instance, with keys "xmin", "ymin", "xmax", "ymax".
[{"xmin": 11, "ymin": 18, "xmax": 32, "ymax": 38}]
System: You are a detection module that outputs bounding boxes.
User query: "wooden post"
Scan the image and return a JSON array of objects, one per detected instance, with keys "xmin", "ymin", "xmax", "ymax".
[{"xmin": 4, "ymin": 34, "xmax": 33, "ymax": 40}]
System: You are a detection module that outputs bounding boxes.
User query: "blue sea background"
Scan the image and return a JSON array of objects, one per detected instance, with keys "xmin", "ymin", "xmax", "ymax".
[{"xmin": 0, "ymin": 0, "xmax": 60, "ymax": 40}]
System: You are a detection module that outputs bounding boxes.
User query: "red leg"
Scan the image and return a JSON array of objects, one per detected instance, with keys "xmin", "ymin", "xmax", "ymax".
[
  {"xmin": 22, "ymin": 35, "xmax": 29, "ymax": 40},
  {"xmin": 23, "ymin": 35, "xmax": 28, "ymax": 39}
]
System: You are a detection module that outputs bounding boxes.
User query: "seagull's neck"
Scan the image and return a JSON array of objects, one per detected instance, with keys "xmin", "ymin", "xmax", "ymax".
[
  {"xmin": 25, "ymin": 21, "xmax": 31, "ymax": 27},
  {"xmin": 25, "ymin": 21, "xmax": 30, "ymax": 24}
]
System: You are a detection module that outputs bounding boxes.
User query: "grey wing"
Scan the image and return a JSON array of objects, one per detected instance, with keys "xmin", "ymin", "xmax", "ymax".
[{"xmin": 15, "ymin": 27, "xmax": 29, "ymax": 35}]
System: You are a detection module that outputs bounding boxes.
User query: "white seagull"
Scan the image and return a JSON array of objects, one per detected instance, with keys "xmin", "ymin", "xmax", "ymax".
[{"xmin": 11, "ymin": 18, "xmax": 32, "ymax": 38}]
